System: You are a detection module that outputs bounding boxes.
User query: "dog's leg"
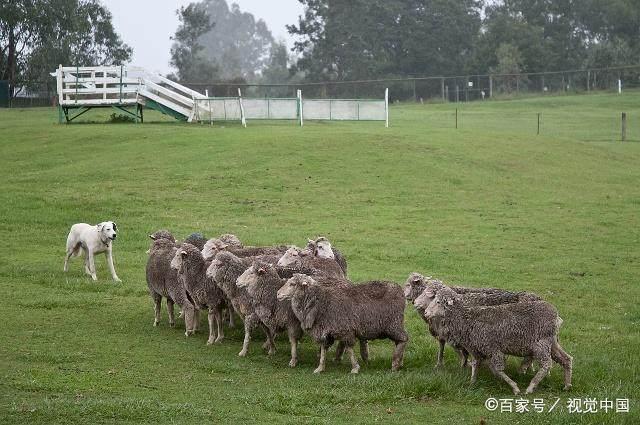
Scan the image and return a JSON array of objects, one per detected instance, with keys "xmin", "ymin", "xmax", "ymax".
[
  {"xmin": 87, "ymin": 248, "xmax": 97, "ymax": 281},
  {"xmin": 106, "ymin": 247, "xmax": 121, "ymax": 282},
  {"xmin": 64, "ymin": 249, "xmax": 73, "ymax": 272}
]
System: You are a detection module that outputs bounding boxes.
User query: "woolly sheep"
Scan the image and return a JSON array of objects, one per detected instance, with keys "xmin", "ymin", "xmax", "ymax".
[
  {"xmin": 406, "ymin": 272, "xmax": 541, "ymax": 369},
  {"xmin": 171, "ymin": 243, "xmax": 228, "ymax": 345},
  {"xmin": 206, "ymin": 251, "xmax": 279, "ymax": 357},
  {"xmin": 146, "ymin": 235, "xmax": 197, "ymax": 335},
  {"xmin": 305, "ymin": 236, "xmax": 348, "ymax": 276},
  {"xmin": 422, "ymin": 285, "xmax": 572, "ymax": 394},
  {"xmin": 236, "ymin": 261, "xmax": 304, "ymax": 367},
  {"xmin": 276, "ymin": 246, "xmax": 345, "ymax": 279},
  {"xmin": 277, "ymin": 274, "xmax": 408, "ymax": 374}
]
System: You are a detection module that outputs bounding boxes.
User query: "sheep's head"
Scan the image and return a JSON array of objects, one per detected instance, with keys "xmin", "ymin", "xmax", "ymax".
[
  {"xmin": 424, "ymin": 287, "xmax": 460, "ymax": 319},
  {"xmin": 313, "ymin": 237, "xmax": 335, "ymax": 259},
  {"xmin": 404, "ymin": 272, "xmax": 429, "ymax": 302},
  {"xmin": 277, "ymin": 274, "xmax": 316, "ymax": 300},
  {"xmin": 236, "ymin": 260, "xmax": 272, "ymax": 289},
  {"xmin": 149, "ymin": 229, "xmax": 175, "ymax": 243},
  {"xmin": 206, "ymin": 251, "xmax": 240, "ymax": 283},
  {"xmin": 218, "ymin": 233, "xmax": 242, "ymax": 248},
  {"xmin": 201, "ymin": 238, "xmax": 229, "ymax": 261},
  {"xmin": 171, "ymin": 243, "xmax": 201, "ymax": 274},
  {"xmin": 148, "ymin": 229, "xmax": 174, "ymax": 254},
  {"xmin": 277, "ymin": 246, "xmax": 311, "ymax": 268}
]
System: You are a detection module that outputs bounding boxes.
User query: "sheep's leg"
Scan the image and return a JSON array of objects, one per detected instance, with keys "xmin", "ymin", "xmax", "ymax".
[
  {"xmin": 359, "ymin": 339, "xmax": 369, "ymax": 362},
  {"xmin": 228, "ymin": 307, "xmax": 235, "ymax": 328},
  {"xmin": 313, "ymin": 344, "xmax": 328, "ymax": 374},
  {"xmin": 518, "ymin": 356, "xmax": 535, "ymax": 374},
  {"xmin": 347, "ymin": 345, "xmax": 360, "ymax": 374},
  {"xmin": 489, "ymin": 353, "xmax": 521, "ymax": 395},
  {"xmin": 206, "ymin": 308, "xmax": 219, "ymax": 345},
  {"xmin": 152, "ymin": 293, "xmax": 162, "ymax": 327},
  {"xmin": 551, "ymin": 340, "xmax": 573, "ymax": 391},
  {"xmin": 470, "ymin": 357, "xmax": 479, "ymax": 384},
  {"xmin": 288, "ymin": 331, "xmax": 299, "ymax": 368},
  {"xmin": 525, "ymin": 355, "xmax": 552, "ymax": 394},
  {"xmin": 459, "ymin": 347, "xmax": 469, "ymax": 368},
  {"xmin": 166, "ymin": 299, "xmax": 176, "ymax": 327},
  {"xmin": 183, "ymin": 304, "xmax": 196, "ymax": 336},
  {"xmin": 214, "ymin": 308, "xmax": 224, "ymax": 343},
  {"xmin": 265, "ymin": 328, "xmax": 276, "ymax": 356},
  {"xmin": 192, "ymin": 309, "xmax": 200, "ymax": 332},
  {"xmin": 434, "ymin": 338, "xmax": 445, "ymax": 368},
  {"xmin": 239, "ymin": 314, "xmax": 256, "ymax": 357},
  {"xmin": 392, "ymin": 340, "xmax": 407, "ymax": 372},
  {"xmin": 334, "ymin": 341, "xmax": 346, "ymax": 362}
]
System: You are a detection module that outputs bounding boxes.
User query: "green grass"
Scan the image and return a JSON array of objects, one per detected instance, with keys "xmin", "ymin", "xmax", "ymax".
[{"xmin": 1, "ymin": 92, "xmax": 639, "ymax": 424}]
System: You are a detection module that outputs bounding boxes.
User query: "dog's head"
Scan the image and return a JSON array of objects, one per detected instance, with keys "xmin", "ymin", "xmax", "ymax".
[{"xmin": 97, "ymin": 221, "xmax": 118, "ymax": 241}]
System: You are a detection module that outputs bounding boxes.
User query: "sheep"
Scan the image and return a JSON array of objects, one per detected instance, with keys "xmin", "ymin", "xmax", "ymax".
[
  {"xmin": 171, "ymin": 243, "xmax": 228, "ymax": 345},
  {"xmin": 236, "ymin": 260, "xmax": 304, "ymax": 367},
  {"xmin": 276, "ymin": 246, "xmax": 345, "ymax": 279},
  {"xmin": 405, "ymin": 272, "xmax": 541, "ymax": 369},
  {"xmin": 421, "ymin": 285, "xmax": 572, "ymax": 394},
  {"xmin": 145, "ymin": 235, "xmax": 197, "ymax": 336},
  {"xmin": 277, "ymin": 274, "xmax": 408, "ymax": 374},
  {"xmin": 305, "ymin": 236, "xmax": 348, "ymax": 276},
  {"xmin": 206, "ymin": 250, "xmax": 280, "ymax": 357},
  {"xmin": 201, "ymin": 235, "xmax": 286, "ymax": 261}
]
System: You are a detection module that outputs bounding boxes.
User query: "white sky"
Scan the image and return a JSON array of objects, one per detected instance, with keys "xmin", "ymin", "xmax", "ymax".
[{"xmin": 101, "ymin": 0, "xmax": 304, "ymax": 75}]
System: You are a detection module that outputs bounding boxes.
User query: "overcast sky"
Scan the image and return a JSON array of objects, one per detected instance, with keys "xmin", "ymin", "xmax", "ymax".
[{"xmin": 102, "ymin": 0, "xmax": 304, "ymax": 75}]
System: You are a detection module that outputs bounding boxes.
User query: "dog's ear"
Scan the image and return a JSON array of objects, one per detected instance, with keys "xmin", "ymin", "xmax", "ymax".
[
  {"xmin": 112, "ymin": 222, "xmax": 117, "ymax": 231},
  {"xmin": 97, "ymin": 222, "xmax": 104, "ymax": 231}
]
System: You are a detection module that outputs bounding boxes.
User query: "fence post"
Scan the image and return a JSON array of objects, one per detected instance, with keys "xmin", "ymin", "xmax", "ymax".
[
  {"xmin": 489, "ymin": 75, "xmax": 493, "ymax": 98},
  {"xmin": 412, "ymin": 79, "xmax": 416, "ymax": 102},
  {"xmin": 455, "ymin": 108, "xmax": 458, "ymax": 129},
  {"xmin": 384, "ymin": 88, "xmax": 389, "ymax": 128},
  {"xmin": 441, "ymin": 77, "xmax": 445, "ymax": 101},
  {"xmin": 456, "ymin": 85, "xmax": 459, "ymax": 103},
  {"xmin": 621, "ymin": 112, "xmax": 627, "ymax": 141},
  {"xmin": 587, "ymin": 70, "xmax": 590, "ymax": 91},
  {"xmin": 537, "ymin": 113, "xmax": 540, "ymax": 135}
]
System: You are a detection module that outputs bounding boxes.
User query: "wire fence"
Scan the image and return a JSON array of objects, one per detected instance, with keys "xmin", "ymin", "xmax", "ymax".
[
  {"xmin": 183, "ymin": 65, "xmax": 640, "ymax": 102},
  {"xmin": 2, "ymin": 64, "xmax": 639, "ymax": 107}
]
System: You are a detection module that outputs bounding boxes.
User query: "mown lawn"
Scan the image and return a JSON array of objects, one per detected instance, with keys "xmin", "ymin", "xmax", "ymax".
[{"xmin": 0, "ymin": 92, "xmax": 639, "ymax": 424}]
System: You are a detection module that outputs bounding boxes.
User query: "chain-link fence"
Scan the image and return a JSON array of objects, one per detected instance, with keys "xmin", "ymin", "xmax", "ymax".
[{"xmin": 0, "ymin": 80, "xmax": 56, "ymax": 107}]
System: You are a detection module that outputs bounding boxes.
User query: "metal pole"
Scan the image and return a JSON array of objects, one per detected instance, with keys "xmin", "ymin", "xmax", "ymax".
[
  {"xmin": 621, "ymin": 112, "xmax": 627, "ymax": 141},
  {"xmin": 537, "ymin": 113, "xmax": 540, "ymax": 135},
  {"xmin": 441, "ymin": 77, "xmax": 445, "ymax": 101},
  {"xmin": 489, "ymin": 75, "xmax": 493, "ymax": 98},
  {"xmin": 455, "ymin": 108, "xmax": 458, "ymax": 129}
]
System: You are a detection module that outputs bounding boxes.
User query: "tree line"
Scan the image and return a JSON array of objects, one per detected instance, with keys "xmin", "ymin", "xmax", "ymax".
[{"xmin": 1, "ymin": 0, "xmax": 639, "ymax": 98}]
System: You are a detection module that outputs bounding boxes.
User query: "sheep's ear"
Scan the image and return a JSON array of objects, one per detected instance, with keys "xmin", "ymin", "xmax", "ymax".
[
  {"xmin": 219, "ymin": 243, "xmax": 228, "ymax": 250},
  {"xmin": 257, "ymin": 267, "xmax": 266, "ymax": 275},
  {"xmin": 180, "ymin": 250, "xmax": 188, "ymax": 257},
  {"xmin": 424, "ymin": 290, "xmax": 434, "ymax": 298},
  {"xmin": 446, "ymin": 298, "xmax": 454, "ymax": 306},
  {"xmin": 301, "ymin": 279, "xmax": 308, "ymax": 286},
  {"xmin": 149, "ymin": 234, "xmax": 156, "ymax": 240}
]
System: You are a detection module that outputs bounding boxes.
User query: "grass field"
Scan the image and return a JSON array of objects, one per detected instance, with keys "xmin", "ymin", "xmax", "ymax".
[{"xmin": 1, "ymin": 92, "xmax": 639, "ymax": 424}]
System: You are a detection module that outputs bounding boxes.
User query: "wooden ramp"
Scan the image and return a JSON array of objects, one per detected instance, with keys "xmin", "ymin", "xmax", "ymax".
[{"xmin": 55, "ymin": 65, "xmax": 206, "ymax": 123}]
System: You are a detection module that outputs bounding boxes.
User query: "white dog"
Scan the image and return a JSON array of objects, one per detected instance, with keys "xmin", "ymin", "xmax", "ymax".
[{"xmin": 64, "ymin": 221, "xmax": 121, "ymax": 282}]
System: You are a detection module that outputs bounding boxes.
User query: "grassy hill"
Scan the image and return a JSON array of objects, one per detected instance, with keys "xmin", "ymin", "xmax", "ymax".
[{"xmin": 1, "ymin": 92, "xmax": 638, "ymax": 424}]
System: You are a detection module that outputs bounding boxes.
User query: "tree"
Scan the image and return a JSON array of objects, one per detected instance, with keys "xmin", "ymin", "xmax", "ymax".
[
  {"xmin": 0, "ymin": 0, "xmax": 132, "ymax": 97},
  {"xmin": 198, "ymin": 0, "xmax": 275, "ymax": 80},
  {"xmin": 169, "ymin": 3, "xmax": 219, "ymax": 82},
  {"xmin": 287, "ymin": 0, "xmax": 482, "ymax": 81}
]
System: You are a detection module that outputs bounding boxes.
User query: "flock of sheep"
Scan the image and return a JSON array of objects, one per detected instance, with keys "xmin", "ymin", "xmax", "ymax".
[{"xmin": 146, "ymin": 231, "xmax": 573, "ymax": 395}]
